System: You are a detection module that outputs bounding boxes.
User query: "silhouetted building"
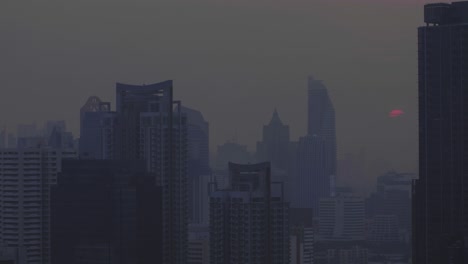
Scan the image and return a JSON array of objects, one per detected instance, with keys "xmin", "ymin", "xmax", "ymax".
[
  {"xmin": 51, "ymin": 160, "xmax": 162, "ymax": 264},
  {"xmin": 209, "ymin": 162, "xmax": 289, "ymax": 264},
  {"xmin": 182, "ymin": 106, "xmax": 210, "ymax": 225},
  {"xmin": 291, "ymin": 134, "xmax": 328, "ymax": 212},
  {"xmin": 115, "ymin": 81, "xmax": 188, "ymax": 264},
  {"xmin": 256, "ymin": 109, "xmax": 290, "ymax": 171},
  {"xmin": 0, "ymin": 148, "xmax": 77, "ymax": 264},
  {"xmin": 318, "ymin": 194, "xmax": 365, "ymax": 241},
  {"xmin": 79, "ymin": 96, "xmax": 116, "ymax": 159},
  {"xmin": 307, "ymin": 76, "xmax": 336, "ymax": 195},
  {"xmin": 413, "ymin": 2, "xmax": 468, "ymax": 263}
]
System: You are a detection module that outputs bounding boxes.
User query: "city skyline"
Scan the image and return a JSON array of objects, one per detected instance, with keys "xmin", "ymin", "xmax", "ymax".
[{"xmin": 0, "ymin": 0, "xmax": 430, "ymax": 180}]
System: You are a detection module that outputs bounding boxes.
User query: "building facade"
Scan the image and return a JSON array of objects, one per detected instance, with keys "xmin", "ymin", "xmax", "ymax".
[
  {"xmin": 181, "ymin": 106, "xmax": 210, "ymax": 225},
  {"xmin": 0, "ymin": 148, "xmax": 77, "ymax": 264},
  {"xmin": 413, "ymin": 2, "xmax": 468, "ymax": 263},
  {"xmin": 318, "ymin": 194, "xmax": 365, "ymax": 241},
  {"xmin": 51, "ymin": 160, "xmax": 162, "ymax": 264},
  {"xmin": 79, "ymin": 96, "xmax": 117, "ymax": 159},
  {"xmin": 210, "ymin": 162, "xmax": 289, "ymax": 264},
  {"xmin": 115, "ymin": 81, "xmax": 188, "ymax": 264}
]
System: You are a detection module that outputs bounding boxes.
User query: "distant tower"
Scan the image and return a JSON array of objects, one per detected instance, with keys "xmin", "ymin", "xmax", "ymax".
[
  {"xmin": 209, "ymin": 162, "xmax": 290, "ymax": 264},
  {"xmin": 256, "ymin": 109, "xmax": 290, "ymax": 171},
  {"xmin": 307, "ymin": 76, "xmax": 336, "ymax": 194},
  {"xmin": 181, "ymin": 106, "xmax": 210, "ymax": 225},
  {"xmin": 79, "ymin": 96, "xmax": 116, "ymax": 159},
  {"xmin": 414, "ymin": 2, "xmax": 468, "ymax": 263},
  {"xmin": 292, "ymin": 134, "xmax": 328, "ymax": 213}
]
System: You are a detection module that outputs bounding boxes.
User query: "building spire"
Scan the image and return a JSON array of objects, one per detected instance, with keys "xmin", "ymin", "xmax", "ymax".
[{"xmin": 269, "ymin": 108, "xmax": 283, "ymax": 126}]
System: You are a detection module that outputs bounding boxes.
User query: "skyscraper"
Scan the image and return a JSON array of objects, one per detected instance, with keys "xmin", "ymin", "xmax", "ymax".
[
  {"xmin": 115, "ymin": 81, "xmax": 188, "ymax": 264},
  {"xmin": 307, "ymin": 76, "xmax": 336, "ymax": 193},
  {"xmin": 181, "ymin": 106, "xmax": 210, "ymax": 225},
  {"xmin": 291, "ymin": 134, "xmax": 327, "ymax": 212},
  {"xmin": 413, "ymin": 2, "xmax": 468, "ymax": 263},
  {"xmin": 256, "ymin": 109, "xmax": 290, "ymax": 172},
  {"xmin": 51, "ymin": 160, "xmax": 162, "ymax": 264},
  {"xmin": 79, "ymin": 96, "xmax": 117, "ymax": 159},
  {"xmin": 209, "ymin": 162, "xmax": 289, "ymax": 264},
  {"xmin": 0, "ymin": 148, "xmax": 77, "ymax": 264}
]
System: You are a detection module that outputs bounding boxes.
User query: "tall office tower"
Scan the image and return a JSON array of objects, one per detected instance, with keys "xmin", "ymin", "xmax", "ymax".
[
  {"xmin": 413, "ymin": 2, "xmax": 468, "ymax": 263},
  {"xmin": 79, "ymin": 96, "xmax": 117, "ymax": 159},
  {"xmin": 0, "ymin": 148, "xmax": 77, "ymax": 264},
  {"xmin": 115, "ymin": 81, "xmax": 188, "ymax": 264},
  {"xmin": 256, "ymin": 109, "xmax": 290, "ymax": 171},
  {"xmin": 291, "ymin": 134, "xmax": 328, "ymax": 212},
  {"xmin": 209, "ymin": 162, "xmax": 289, "ymax": 264},
  {"xmin": 181, "ymin": 106, "xmax": 210, "ymax": 224},
  {"xmin": 51, "ymin": 160, "xmax": 162, "ymax": 264},
  {"xmin": 307, "ymin": 76, "xmax": 336, "ymax": 194},
  {"xmin": 318, "ymin": 194, "xmax": 365, "ymax": 241}
]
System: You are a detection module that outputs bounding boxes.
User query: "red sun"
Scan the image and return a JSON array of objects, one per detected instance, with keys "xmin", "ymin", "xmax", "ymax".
[{"xmin": 389, "ymin": 109, "xmax": 404, "ymax": 118}]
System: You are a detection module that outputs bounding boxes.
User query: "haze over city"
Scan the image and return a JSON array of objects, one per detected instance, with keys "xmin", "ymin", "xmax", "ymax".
[{"xmin": 0, "ymin": 0, "xmax": 443, "ymax": 192}]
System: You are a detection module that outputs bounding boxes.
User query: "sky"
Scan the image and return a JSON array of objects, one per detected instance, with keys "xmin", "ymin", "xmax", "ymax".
[{"xmin": 0, "ymin": 0, "xmax": 448, "ymax": 191}]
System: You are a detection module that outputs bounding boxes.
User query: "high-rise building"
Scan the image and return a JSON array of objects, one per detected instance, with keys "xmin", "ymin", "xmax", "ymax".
[
  {"xmin": 188, "ymin": 224, "xmax": 210, "ymax": 264},
  {"xmin": 318, "ymin": 194, "xmax": 365, "ymax": 241},
  {"xmin": 291, "ymin": 134, "xmax": 327, "ymax": 212},
  {"xmin": 289, "ymin": 208, "xmax": 314, "ymax": 264},
  {"xmin": 51, "ymin": 160, "xmax": 162, "ymax": 264},
  {"xmin": 256, "ymin": 109, "xmax": 290, "ymax": 172},
  {"xmin": 0, "ymin": 148, "xmax": 77, "ymax": 264},
  {"xmin": 307, "ymin": 76, "xmax": 336, "ymax": 190},
  {"xmin": 413, "ymin": 2, "xmax": 468, "ymax": 263},
  {"xmin": 115, "ymin": 81, "xmax": 188, "ymax": 264},
  {"xmin": 209, "ymin": 162, "xmax": 289, "ymax": 264},
  {"xmin": 181, "ymin": 106, "xmax": 210, "ymax": 225},
  {"xmin": 79, "ymin": 96, "xmax": 117, "ymax": 159}
]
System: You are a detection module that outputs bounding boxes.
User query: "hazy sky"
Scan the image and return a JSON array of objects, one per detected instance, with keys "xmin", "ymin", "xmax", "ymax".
[{"xmin": 1, "ymin": 0, "xmax": 449, "ymax": 188}]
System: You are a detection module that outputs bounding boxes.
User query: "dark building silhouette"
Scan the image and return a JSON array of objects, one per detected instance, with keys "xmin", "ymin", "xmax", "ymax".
[
  {"xmin": 209, "ymin": 162, "xmax": 289, "ymax": 264},
  {"xmin": 79, "ymin": 96, "xmax": 116, "ymax": 159},
  {"xmin": 307, "ymin": 76, "xmax": 336, "ymax": 192},
  {"xmin": 413, "ymin": 2, "xmax": 468, "ymax": 263},
  {"xmin": 256, "ymin": 109, "xmax": 290, "ymax": 172},
  {"xmin": 115, "ymin": 81, "xmax": 188, "ymax": 264},
  {"xmin": 290, "ymin": 135, "xmax": 328, "ymax": 213},
  {"xmin": 291, "ymin": 76, "xmax": 336, "ymax": 212},
  {"xmin": 181, "ymin": 106, "xmax": 210, "ymax": 225},
  {"xmin": 51, "ymin": 160, "xmax": 162, "ymax": 264}
]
